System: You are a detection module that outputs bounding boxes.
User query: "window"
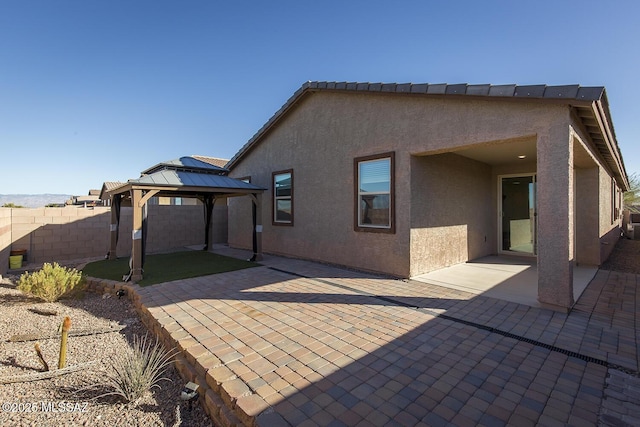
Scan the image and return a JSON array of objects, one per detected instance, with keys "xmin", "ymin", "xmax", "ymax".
[
  {"xmin": 354, "ymin": 152, "xmax": 395, "ymax": 232},
  {"xmin": 273, "ymin": 170, "xmax": 293, "ymax": 225}
]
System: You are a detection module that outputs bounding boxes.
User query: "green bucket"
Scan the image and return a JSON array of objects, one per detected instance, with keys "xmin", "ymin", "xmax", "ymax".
[{"xmin": 9, "ymin": 255, "xmax": 22, "ymax": 269}]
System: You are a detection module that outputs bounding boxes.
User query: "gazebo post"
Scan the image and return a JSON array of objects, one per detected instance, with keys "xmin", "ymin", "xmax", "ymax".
[
  {"xmin": 131, "ymin": 189, "xmax": 144, "ymax": 282},
  {"xmin": 108, "ymin": 197, "xmax": 118, "ymax": 259},
  {"xmin": 251, "ymin": 193, "xmax": 263, "ymax": 261},
  {"xmin": 107, "ymin": 193, "xmax": 121, "ymax": 260},
  {"xmin": 204, "ymin": 195, "xmax": 215, "ymax": 251}
]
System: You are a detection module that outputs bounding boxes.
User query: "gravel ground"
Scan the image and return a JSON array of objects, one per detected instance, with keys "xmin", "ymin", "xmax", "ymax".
[
  {"xmin": 0, "ymin": 274, "xmax": 214, "ymax": 427},
  {"xmin": 601, "ymin": 237, "xmax": 640, "ymax": 274}
]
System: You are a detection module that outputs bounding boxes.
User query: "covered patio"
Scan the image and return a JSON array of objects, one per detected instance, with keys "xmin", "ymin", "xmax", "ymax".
[
  {"xmin": 410, "ymin": 118, "xmax": 620, "ymax": 312},
  {"xmin": 101, "ymin": 156, "xmax": 265, "ymax": 282},
  {"xmin": 411, "ymin": 255, "xmax": 598, "ymax": 308}
]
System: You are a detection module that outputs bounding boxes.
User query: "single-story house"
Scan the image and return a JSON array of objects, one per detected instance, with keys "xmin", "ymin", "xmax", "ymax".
[{"xmin": 226, "ymin": 81, "xmax": 629, "ymax": 311}]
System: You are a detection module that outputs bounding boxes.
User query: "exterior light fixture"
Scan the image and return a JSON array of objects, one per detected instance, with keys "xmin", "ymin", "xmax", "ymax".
[
  {"xmin": 181, "ymin": 381, "xmax": 199, "ymax": 410},
  {"xmin": 518, "ymin": 155, "xmax": 526, "ymax": 159}
]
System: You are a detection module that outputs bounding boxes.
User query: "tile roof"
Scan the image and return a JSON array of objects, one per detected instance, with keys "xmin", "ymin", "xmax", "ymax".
[
  {"xmin": 99, "ymin": 181, "xmax": 126, "ymax": 199},
  {"xmin": 192, "ymin": 155, "xmax": 229, "ymax": 169},
  {"xmin": 102, "ymin": 181, "xmax": 125, "ymax": 191},
  {"xmin": 305, "ymin": 81, "xmax": 605, "ymax": 100},
  {"xmin": 226, "ymin": 80, "xmax": 628, "ymax": 189}
]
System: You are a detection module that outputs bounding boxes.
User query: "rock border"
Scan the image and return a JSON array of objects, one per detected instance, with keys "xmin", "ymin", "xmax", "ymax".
[{"xmin": 85, "ymin": 277, "xmax": 279, "ymax": 427}]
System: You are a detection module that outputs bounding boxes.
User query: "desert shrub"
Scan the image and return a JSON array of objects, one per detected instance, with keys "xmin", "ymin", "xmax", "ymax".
[
  {"xmin": 99, "ymin": 334, "xmax": 177, "ymax": 404},
  {"xmin": 17, "ymin": 262, "xmax": 85, "ymax": 302}
]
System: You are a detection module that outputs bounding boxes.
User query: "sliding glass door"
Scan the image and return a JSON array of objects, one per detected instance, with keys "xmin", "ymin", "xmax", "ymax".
[{"xmin": 500, "ymin": 175, "xmax": 536, "ymax": 255}]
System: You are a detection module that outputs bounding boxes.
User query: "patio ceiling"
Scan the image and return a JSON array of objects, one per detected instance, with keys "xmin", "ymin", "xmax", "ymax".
[{"xmin": 452, "ymin": 138, "xmax": 537, "ymax": 166}]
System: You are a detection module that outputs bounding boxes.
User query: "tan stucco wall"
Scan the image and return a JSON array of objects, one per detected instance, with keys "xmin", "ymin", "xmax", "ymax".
[
  {"xmin": 569, "ymin": 119, "xmax": 624, "ymax": 265},
  {"xmin": 409, "ymin": 153, "xmax": 494, "ymax": 276},
  {"xmin": 229, "ymin": 91, "xmax": 570, "ymax": 277},
  {"xmin": 574, "ymin": 167, "xmax": 600, "ymax": 265},
  {"xmin": 598, "ymin": 168, "xmax": 623, "ymax": 262},
  {"xmin": 571, "ymin": 118, "xmax": 622, "ymax": 258},
  {"xmin": 535, "ymin": 118, "xmax": 576, "ymax": 308}
]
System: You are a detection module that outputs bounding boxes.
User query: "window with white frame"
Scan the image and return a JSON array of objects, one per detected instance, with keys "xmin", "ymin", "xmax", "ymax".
[
  {"xmin": 273, "ymin": 170, "xmax": 293, "ymax": 225},
  {"xmin": 354, "ymin": 152, "xmax": 394, "ymax": 232}
]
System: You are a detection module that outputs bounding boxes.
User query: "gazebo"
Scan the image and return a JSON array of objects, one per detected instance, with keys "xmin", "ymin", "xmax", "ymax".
[{"xmin": 101, "ymin": 156, "xmax": 265, "ymax": 282}]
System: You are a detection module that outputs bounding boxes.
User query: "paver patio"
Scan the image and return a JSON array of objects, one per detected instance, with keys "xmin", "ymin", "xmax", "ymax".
[{"xmin": 123, "ymin": 248, "xmax": 639, "ymax": 426}]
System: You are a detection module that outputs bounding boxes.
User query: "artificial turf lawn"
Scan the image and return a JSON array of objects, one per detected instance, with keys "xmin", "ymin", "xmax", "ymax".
[{"xmin": 81, "ymin": 250, "xmax": 259, "ymax": 286}]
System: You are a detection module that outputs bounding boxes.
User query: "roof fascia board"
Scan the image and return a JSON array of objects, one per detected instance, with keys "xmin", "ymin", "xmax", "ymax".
[
  {"xmin": 227, "ymin": 86, "xmax": 315, "ymax": 169},
  {"xmin": 592, "ymin": 101, "xmax": 629, "ymax": 189},
  {"xmin": 569, "ymin": 107, "xmax": 608, "ymax": 166}
]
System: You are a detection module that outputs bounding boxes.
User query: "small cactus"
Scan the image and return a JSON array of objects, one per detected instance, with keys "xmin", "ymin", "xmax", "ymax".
[{"xmin": 58, "ymin": 317, "xmax": 71, "ymax": 369}]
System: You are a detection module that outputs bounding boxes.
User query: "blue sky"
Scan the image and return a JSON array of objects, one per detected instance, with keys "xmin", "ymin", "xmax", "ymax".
[{"xmin": 1, "ymin": 0, "xmax": 638, "ymax": 195}]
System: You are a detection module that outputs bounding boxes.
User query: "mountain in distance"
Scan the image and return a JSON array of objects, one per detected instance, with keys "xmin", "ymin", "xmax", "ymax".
[{"xmin": 0, "ymin": 194, "xmax": 71, "ymax": 208}]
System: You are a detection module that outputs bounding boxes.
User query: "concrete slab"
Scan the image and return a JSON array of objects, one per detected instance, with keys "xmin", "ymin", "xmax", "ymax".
[{"xmin": 411, "ymin": 255, "xmax": 597, "ymax": 308}]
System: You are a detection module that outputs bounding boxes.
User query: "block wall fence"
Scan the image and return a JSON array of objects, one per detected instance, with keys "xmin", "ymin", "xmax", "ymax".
[
  {"xmin": 0, "ymin": 205, "xmax": 228, "ymax": 276},
  {"xmin": 0, "ymin": 209, "xmax": 11, "ymax": 276}
]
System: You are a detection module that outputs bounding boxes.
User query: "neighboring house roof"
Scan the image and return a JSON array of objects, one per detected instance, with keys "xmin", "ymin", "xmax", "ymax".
[
  {"xmin": 192, "ymin": 155, "xmax": 229, "ymax": 169},
  {"xmin": 226, "ymin": 81, "xmax": 628, "ymax": 190},
  {"xmin": 72, "ymin": 195, "xmax": 100, "ymax": 205},
  {"xmin": 99, "ymin": 181, "xmax": 126, "ymax": 200}
]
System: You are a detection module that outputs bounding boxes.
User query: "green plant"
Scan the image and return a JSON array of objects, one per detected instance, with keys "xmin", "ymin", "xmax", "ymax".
[
  {"xmin": 98, "ymin": 334, "xmax": 177, "ymax": 404},
  {"xmin": 17, "ymin": 263, "xmax": 86, "ymax": 302},
  {"xmin": 625, "ymin": 172, "xmax": 639, "ymax": 211}
]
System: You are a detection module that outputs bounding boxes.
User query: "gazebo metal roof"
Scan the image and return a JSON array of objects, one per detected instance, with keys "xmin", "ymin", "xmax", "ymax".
[{"xmin": 104, "ymin": 156, "xmax": 264, "ymax": 200}]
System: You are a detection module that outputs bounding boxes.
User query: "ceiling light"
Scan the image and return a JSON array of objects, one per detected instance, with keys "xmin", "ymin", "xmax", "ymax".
[{"xmin": 518, "ymin": 155, "xmax": 526, "ymax": 159}]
